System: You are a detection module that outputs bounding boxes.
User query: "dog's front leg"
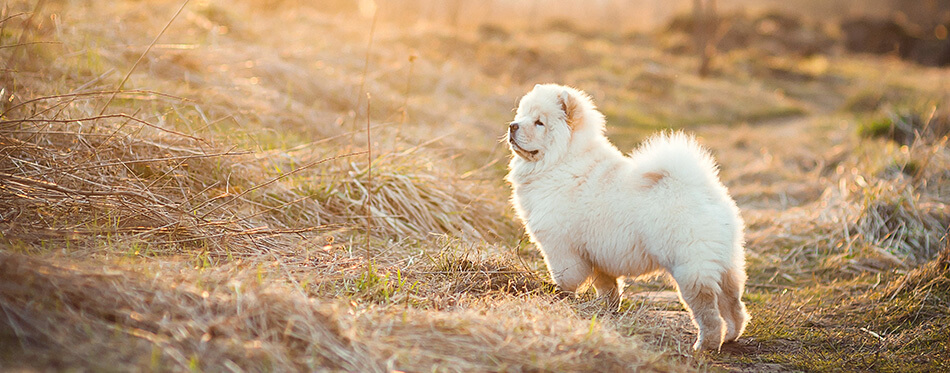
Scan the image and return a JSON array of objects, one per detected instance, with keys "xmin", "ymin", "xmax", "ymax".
[{"xmin": 542, "ymin": 248, "xmax": 592, "ymax": 294}]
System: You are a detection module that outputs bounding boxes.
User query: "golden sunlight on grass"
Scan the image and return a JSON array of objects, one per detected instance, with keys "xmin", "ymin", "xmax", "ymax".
[{"xmin": 2, "ymin": 0, "xmax": 948, "ymax": 371}]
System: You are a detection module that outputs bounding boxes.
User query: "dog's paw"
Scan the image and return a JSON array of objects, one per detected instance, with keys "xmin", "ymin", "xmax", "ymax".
[{"xmin": 692, "ymin": 337, "xmax": 722, "ymax": 353}]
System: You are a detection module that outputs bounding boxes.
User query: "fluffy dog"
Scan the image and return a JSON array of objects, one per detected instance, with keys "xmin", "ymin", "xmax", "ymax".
[{"xmin": 506, "ymin": 84, "xmax": 749, "ymax": 351}]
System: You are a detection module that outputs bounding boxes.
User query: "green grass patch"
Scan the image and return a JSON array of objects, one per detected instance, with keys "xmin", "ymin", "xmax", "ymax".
[{"xmin": 722, "ymin": 249, "xmax": 950, "ymax": 372}]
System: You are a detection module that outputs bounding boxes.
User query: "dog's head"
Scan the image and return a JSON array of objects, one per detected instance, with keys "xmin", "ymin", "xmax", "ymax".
[{"xmin": 507, "ymin": 84, "xmax": 601, "ymax": 163}]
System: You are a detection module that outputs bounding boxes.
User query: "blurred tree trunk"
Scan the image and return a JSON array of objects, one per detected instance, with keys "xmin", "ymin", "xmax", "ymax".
[{"xmin": 693, "ymin": 0, "xmax": 717, "ymax": 77}]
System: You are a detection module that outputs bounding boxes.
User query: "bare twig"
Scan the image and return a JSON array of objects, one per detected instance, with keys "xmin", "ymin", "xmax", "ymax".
[
  {"xmin": 1, "ymin": 171, "xmax": 150, "ymax": 200},
  {"xmin": 69, "ymin": 150, "xmax": 251, "ymax": 173},
  {"xmin": 0, "ymin": 12, "xmax": 29, "ymax": 25},
  {"xmin": 1, "ymin": 90, "xmax": 188, "ymax": 118},
  {"xmin": 0, "ymin": 40, "xmax": 61, "ymax": 50},
  {"xmin": 1, "ymin": 114, "xmax": 206, "ymax": 143}
]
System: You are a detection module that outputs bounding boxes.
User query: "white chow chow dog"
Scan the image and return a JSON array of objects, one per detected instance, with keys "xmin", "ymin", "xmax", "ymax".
[{"xmin": 506, "ymin": 84, "xmax": 749, "ymax": 351}]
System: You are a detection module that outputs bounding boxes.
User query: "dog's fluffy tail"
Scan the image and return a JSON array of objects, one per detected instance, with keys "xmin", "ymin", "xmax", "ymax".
[{"xmin": 631, "ymin": 131, "xmax": 721, "ymax": 187}]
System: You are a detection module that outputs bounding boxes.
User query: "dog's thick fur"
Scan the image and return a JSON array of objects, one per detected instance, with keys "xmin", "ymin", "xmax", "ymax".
[{"xmin": 506, "ymin": 84, "xmax": 750, "ymax": 351}]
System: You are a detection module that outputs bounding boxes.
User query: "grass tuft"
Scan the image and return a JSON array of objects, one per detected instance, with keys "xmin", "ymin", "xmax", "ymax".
[{"xmin": 3, "ymin": 0, "xmax": 950, "ymax": 371}]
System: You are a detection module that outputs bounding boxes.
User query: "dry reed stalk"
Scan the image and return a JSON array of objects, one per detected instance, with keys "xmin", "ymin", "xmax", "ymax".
[
  {"xmin": 394, "ymin": 53, "xmax": 417, "ymax": 149},
  {"xmin": 351, "ymin": 0, "xmax": 380, "ymax": 144},
  {"xmin": 365, "ymin": 93, "xmax": 373, "ymax": 259}
]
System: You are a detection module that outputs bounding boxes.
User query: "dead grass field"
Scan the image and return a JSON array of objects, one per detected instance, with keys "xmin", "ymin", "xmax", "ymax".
[{"xmin": 1, "ymin": 0, "xmax": 949, "ymax": 371}]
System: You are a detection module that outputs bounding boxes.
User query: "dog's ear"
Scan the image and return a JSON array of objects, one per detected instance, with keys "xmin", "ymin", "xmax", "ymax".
[{"xmin": 558, "ymin": 89, "xmax": 581, "ymax": 131}]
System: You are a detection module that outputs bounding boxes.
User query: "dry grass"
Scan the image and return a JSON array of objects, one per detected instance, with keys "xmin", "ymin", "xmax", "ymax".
[
  {"xmin": 2, "ymin": 0, "xmax": 950, "ymax": 371},
  {"xmin": 747, "ymin": 117, "xmax": 950, "ymax": 279},
  {"xmin": 1, "ymin": 1, "xmax": 688, "ymax": 370},
  {"xmin": 728, "ymin": 242, "xmax": 950, "ymax": 371},
  {"xmin": 0, "ymin": 248, "xmax": 692, "ymax": 372},
  {"xmin": 0, "ymin": 252, "xmax": 383, "ymax": 371},
  {"xmin": 0, "ymin": 91, "xmax": 510, "ymax": 260}
]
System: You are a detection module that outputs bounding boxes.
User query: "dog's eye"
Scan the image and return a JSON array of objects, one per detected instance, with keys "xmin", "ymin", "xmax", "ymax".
[{"xmin": 534, "ymin": 120, "xmax": 544, "ymax": 127}]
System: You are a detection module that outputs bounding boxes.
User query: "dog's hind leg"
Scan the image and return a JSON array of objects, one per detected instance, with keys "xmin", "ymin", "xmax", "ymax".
[
  {"xmin": 591, "ymin": 267, "xmax": 622, "ymax": 310},
  {"xmin": 672, "ymin": 270, "xmax": 725, "ymax": 351},
  {"xmin": 718, "ymin": 267, "xmax": 749, "ymax": 342}
]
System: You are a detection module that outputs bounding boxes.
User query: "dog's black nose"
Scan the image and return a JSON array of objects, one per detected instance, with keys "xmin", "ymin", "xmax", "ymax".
[{"xmin": 509, "ymin": 122, "xmax": 519, "ymax": 133}]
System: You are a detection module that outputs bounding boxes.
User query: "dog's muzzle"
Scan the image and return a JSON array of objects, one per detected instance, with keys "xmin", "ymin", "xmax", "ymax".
[
  {"xmin": 507, "ymin": 122, "xmax": 538, "ymax": 158},
  {"xmin": 507, "ymin": 122, "xmax": 519, "ymax": 142}
]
